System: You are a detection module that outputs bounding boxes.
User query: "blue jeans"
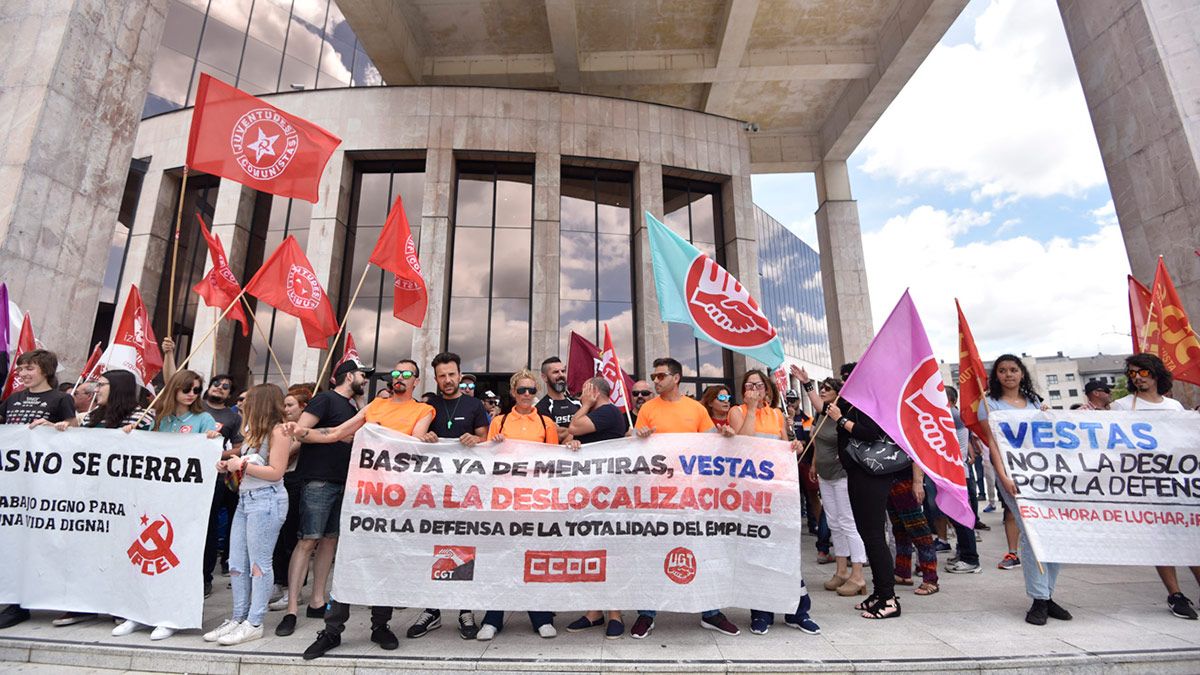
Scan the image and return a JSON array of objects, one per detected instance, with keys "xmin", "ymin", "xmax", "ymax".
[
  {"xmin": 998, "ymin": 488, "xmax": 1059, "ymax": 599},
  {"xmin": 638, "ymin": 609, "xmax": 720, "ymax": 619},
  {"xmin": 229, "ymin": 484, "xmax": 288, "ymax": 626}
]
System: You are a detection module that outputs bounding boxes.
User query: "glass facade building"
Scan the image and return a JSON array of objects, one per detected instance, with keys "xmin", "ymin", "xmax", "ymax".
[{"xmin": 754, "ymin": 205, "xmax": 832, "ymax": 375}]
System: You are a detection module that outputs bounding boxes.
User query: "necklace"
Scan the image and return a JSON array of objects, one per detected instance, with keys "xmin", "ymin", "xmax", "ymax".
[{"xmin": 441, "ymin": 396, "xmax": 462, "ymax": 430}]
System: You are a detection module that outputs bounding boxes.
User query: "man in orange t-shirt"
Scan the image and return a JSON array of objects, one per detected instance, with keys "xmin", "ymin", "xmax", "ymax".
[{"xmin": 629, "ymin": 357, "xmax": 739, "ymax": 640}]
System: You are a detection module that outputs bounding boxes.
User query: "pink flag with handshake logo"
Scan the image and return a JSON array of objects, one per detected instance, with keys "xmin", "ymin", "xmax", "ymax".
[{"xmin": 840, "ymin": 291, "xmax": 973, "ymax": 526}]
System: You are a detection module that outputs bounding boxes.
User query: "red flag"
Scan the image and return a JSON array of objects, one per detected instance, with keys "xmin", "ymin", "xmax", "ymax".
[
  {"xmin": 99, "ymin": 286, "xmax": 164, "ymax": 389},
  {"xmin": 599, "ymin": 324, "xmax": 632, "ymax": 412},
  {"xmin": 955, "ymin": 299, "xmax": 989, "ymax": 443},
  {"xmin": 186, "ymin": 73, "xmax": 341, "ymax": 203},
  {"xmin": 368, "ymin": 196, "xmax": 427, "ymax": 327},
  {"xmin": 567, "ymin": 331, "xmax": 634, "ymax": 398},
  {"xmin": 244, "ymin": 236, "xmax": 338, "ymax": 349},
  {"xmin": 1128, "ymin": 275, "xmax": 1153, "ymax": 354},
  {"xmin": 772, "ymin": 367, "xmax": 789, "ymax": 397},
  {"xmin": 192, "ymin": 214, "xmax": 249, "ymax": 336},
  {"xmin": 2, "ymin": 315, "xmax": 36, "ymax": 399},
  {"xmin": 1145, "ymin": 257, "xmax": 1200, "ymax": 385},
  {"xmin": 80, "ymin": 342, "xmax": 104, "ymax": 383},
  {"xmin": 335, "ymin": 332, "xmax": 360, "ymax": 373}
]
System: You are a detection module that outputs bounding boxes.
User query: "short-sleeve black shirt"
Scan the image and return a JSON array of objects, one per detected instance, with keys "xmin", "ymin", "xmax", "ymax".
[
  {"xmin": 204, "ymin": 403, "xmax": 244, "ymax": 450},
  {"xmin": 296, "ymin": 390, "xmax": 359, "ymax": 483},
  {"xmin": 575, "ymin": 403, "xmax": 629, "ymax": 444},
  {"xmin": 430, "ymin": 394, "xmax": 490, "ymax": 438},
  {"xmin": 0, "ymin": 389, "xmax": 76, "ymax": 425},
  {"xmin": 536, "ymin": 395, "xmax": 580, "ymax": 428}
]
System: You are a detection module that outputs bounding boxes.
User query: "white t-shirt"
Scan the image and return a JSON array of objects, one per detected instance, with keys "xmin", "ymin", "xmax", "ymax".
[{"xmin": 1110, "ymin": 395, "xmax": 1185, "ymax": 411}]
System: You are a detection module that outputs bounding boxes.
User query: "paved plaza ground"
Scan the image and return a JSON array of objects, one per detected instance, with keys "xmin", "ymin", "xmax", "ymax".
[{"xmin": 1, "ymin": 507, "xmax": 1198, "ymax": 673}]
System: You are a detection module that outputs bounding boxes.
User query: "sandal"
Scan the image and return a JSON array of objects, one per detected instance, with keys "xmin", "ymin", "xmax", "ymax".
[
  {"xmin": 894, "ymin": 575, "xmax": 914, "ymax": 586},
  {"xmin": 854, "ymin": 593, "xmax": 879, "ymax": 612},
  {"xmin": 861, "ymin": 596, "xmax": 901, "ymax": 620},
  {"xmin": 915, "ymin": 582, "xmax": 940, "ymax": 596}
]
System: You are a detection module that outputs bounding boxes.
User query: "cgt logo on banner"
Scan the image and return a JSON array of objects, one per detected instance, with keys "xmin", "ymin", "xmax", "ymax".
[
  {"xmin": 329, "ymin": 425, "xmax": 802, "ymax": 612},
  {"xmin": 0, "ymin": 426, "xmax": 217, "ymax": 629},
  {"xmin": 991, "ymin": 409, "xmax": 1200, "ymax": 566}
]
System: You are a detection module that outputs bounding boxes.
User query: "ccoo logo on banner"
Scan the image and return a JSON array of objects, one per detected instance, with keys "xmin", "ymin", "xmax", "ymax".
[{"xmin": 0, "ymin": 426, "xmax": 217, "ymax": 628}]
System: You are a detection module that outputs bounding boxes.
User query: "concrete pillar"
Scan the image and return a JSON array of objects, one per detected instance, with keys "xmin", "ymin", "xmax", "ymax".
[
  {"xmin": 291, "ymin": 152, "xmax": 353, "ymax": 384},
  {"xmin": 1058, "ymin": 0, "xmax": 1200, "ymax": 325},
  {"xmin": 410, "ymin": 147, "xmax": 455, "ymax": 374},
  {"xmin": 189, "ymin": 182, "xmax": 256, "ymax": 383},
  {"xmin": 633, "ymin": 162, "xmax": 670, "ymax": 370},
  {"xmin": 814, "ymin": 160, "xmax": 873, "ymax": 368},
  {"xmin": 112, "ymin": 168, "xmax": 176, "ymax": 345},
  {"xmin": 722, "ymin": 169, "xmax": 760, "ymax": 384},
  {"xmin": 0, "ymin": 0, "xmax": 166, "ymax": 372},
  {"xmin": 531, "ymin": 152, "xmax": 562, "ymax": 363}
]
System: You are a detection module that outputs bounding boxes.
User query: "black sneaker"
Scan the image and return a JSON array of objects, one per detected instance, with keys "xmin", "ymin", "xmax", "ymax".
[
  {"xmin": 1025, "ymin": 599, "xmax": 1048, "ymax": 626},
  {"xmin": 458, "ymin": 610, "xmax": 478, "ymax": 640},
  {"xmin": 406, "ymin": 609, "xmax": 442, "ymax": 638},
  {"xmin": 306, "ymin": 604, "xmax": 326, "ymax": 619},
  {"xmin": 203, "ymin": 581, "xmax": 213, "ymax": 598},
  {"xmin": 302, "ymin": 629, "xmax": 340, "ymax": 660},
  {"xmin": 1045, "ymin": 599, "xmax": 1073, "ymax": 621},
  {"xmin": 275, "ymin": 613, "xmax": 297, "ymax": 637},
  {"xmin": 1168, "ymin": 593, "xmax": 1198, "ymax": 620},
  {"xmin": 0, "ymin": 605, "xmax": 30, "ymax": 630},
  {"xmin": 371, "ymin": 624, "xmax": 399, "ymax": 650}
]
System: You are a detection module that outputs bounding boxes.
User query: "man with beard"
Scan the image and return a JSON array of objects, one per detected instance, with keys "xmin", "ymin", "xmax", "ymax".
[
  {"xmin": 201, "ymin": 373, "xmax": 244, "ymax": 593},
  {"xmin": 1081, "ymin": 379, "xmax": 1113, "ymax": 410},
  {"xmin": 272, "ymin": 360, "xmax": 371, "ymax": 643},
  {"xmin": 406, "ymin": 352, "xmax": 487, "ymax": 640},
  {"xmin": 535, "ymin": 357, "xmax": 579, "ymax": 440}
]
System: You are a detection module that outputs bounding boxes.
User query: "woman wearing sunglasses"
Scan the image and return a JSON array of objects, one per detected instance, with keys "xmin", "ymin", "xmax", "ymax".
[
  {"xmin": 699, "ymin": 385, "xmax": 733, "ymax": 428},
  {"xmin": 479, "ymin": 369, "xmax": 559, "ymax": 641}
]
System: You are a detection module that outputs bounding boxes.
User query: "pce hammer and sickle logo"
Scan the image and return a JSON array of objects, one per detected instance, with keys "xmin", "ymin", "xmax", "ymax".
[{"xmin": 127, "ymin": 515, "xmax": 181, "ymax": 576}]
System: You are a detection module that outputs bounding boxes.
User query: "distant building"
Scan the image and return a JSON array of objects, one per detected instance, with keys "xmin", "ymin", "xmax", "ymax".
[{"xmin": 941, "ymin": 352, "xmax": 1132, "ymax": 411}]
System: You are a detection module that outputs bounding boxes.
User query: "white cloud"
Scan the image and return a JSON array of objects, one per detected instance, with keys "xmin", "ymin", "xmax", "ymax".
[
  {"xmin": 857, "ymin": 0, "xmax": 1106, "ymax": 205},
  {"xmin": 785, "ymin": 214, "xmax": 817, "ymax": 250},
  {"xmin": 863, "ymin": 205, "xmax": 1131, "ymax": 363},
  {"xmin": 1091, "ymin": 199, "xmax": 1117, "ymax": 226}
]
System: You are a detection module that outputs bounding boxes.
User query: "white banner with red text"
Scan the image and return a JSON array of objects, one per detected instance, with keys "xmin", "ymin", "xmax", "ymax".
[
  {"xmin": 0, "ymin": 426, "xmax": 219, "ymax": 628},
  {"xmin": 992, "ymin": 409, "xmax": 1200, "ymax": 565},
  {"xmin": 331, "ymin": 425, "xmax": 802, "ymax": 612}
]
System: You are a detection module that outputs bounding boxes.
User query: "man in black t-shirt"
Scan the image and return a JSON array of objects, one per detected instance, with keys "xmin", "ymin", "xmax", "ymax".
[
  {"xmin": 535, "ymin": 356, "xmax": 579, "ymax": 439},
  {"xmin": 0, "ymin": 349, "xmax": 76, "ymax": 630},
  {"xmin": 406, "ymin": 352, "xmax": 486, "ymax": 640},
  {"xmin": 567, "ymin": 377, "xmax": 629, "ymax": 444}
]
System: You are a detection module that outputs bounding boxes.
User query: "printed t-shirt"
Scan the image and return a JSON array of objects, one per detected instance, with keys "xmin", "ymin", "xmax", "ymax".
[
  {"xmin": 365, "ymin": 397, "xmax": 436, "ymax": 435},
  {"xmin": 634, "ymin": 396, "xmax": 715, "ymax": 434},
  {"xmin": 0, "ymin": 389, "xmax": 76, "ymax": 425},
  {"xmin": 732, "ymin": 404, "xmax": 785, "ymax": 438},
  {"xmin": 536, "ymin": 395, "xmax": 580, "ymax": 428},
  {"xmin": 575, "ymin": 403, "xmax": 629, "ymax": 444},
  {"xmin": 204, "ymin": 403, "xmax": 244, "ymax": 449},
  {"xmin": 1110, "ymin": 395, "xmax": 1185, "ymax": 411},
  {"xmin": 430, "ymin": 394, "xmax": 490, "ymax": 438},
  {"xmin": 296, "ymin": 390, "xmax": 359, "ymax": 484},
  {"xmin": 488, "ymin": 409, "xmax": 559, "ymax": 443},
  {"xmin": 156, "ymin": 411, "xmax": 218, "ymax": 434}
]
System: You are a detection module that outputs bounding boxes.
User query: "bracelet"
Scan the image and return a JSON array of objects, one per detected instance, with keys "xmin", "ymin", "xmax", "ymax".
[
  {"xmin": 836, "ymin": 417, "xmax": 848, "ymax": 429},
  {"xmin": 801, "ymin": 382, "xmax": 814, "ymax": 392}
]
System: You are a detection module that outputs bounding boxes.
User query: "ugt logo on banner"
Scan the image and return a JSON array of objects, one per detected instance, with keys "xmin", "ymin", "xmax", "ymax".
[{"xmin": 127, "ymin": 514, "xmax": 180, "ymax": 576}]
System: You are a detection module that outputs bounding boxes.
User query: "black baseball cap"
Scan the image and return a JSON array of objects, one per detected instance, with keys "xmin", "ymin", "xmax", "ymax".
[
  {"xmin": 333, "ymin": 358, "xmax": 374, "ymax": 380},
  {"xmin": 1084, "ymin": 379, "xmax": 1111, "ymax": 394}
]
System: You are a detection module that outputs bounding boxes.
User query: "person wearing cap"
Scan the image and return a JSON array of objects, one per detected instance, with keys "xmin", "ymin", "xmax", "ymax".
[
  {"xmin": 459, "ymin": 373, "xmax": 478, "ymax": 397},
  {"xmin": 482, "ymin": 391, "xmax": 500, "ymax": 420},
  {"xmin": 273, "ymin": 359, "xmax": 372, "ymax": 642},
  {"xmin": 1081, "ymin": 379, "xmax": 1112, "ymax": 410}
]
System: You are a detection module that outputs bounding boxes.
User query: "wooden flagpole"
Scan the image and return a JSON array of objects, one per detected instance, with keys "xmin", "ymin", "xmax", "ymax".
[
  {"xmin": 315, "ymin": 264, "xmax": 371, "ymax": 391},
  {"xmin": 240, "ymin": 295, "xmax": 288, "ymax": 385},
  {"xmin": 166, "ymin": 167, "xmax": 190, "ymax": 340}
]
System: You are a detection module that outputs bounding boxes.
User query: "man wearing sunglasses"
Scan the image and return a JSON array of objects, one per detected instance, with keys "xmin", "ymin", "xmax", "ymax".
[
  {"xmin": 1109, "ymin": 353, "xmax": 1197, "ymax": 620},
  {"xmin": 629, "ymin": 357, "xmax": 740, "ymax": 640},
  {"xmin": 630, "ymin": 379, "xmax": 652, "ymax": 418},
  {"xmin": 536, "ymin": 356, "xmax": 580, "ymax": 440},
  {"xmin": 295, "ymin": 359, "xmax": 437, "ymax": 659},
  {"xmin": 459, "ymin": 373, "xmax": 478, "ymax": 397}
]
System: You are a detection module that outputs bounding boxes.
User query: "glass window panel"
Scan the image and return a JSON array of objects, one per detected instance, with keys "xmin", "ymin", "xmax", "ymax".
[
  {"xmin": 456, "ymin": 174, "xmax": 493, "ymax": 227},
  {"xmin": 162, "ymin": 0, "xmax": 205, "ymax": 55},
  {"xmin": 207, "ymin": 0, "xmax": 252, "ymax": 30},
  {"xmin": 597, "ymin": 233, "xmax": 631, "ymax": 302},
  {"xmin": 280, "ymin": 55, "xmax": 317, "ymax": 90},
  {"xmin": 144, "ymin": 45, "xmax": 194, "ymax": 115},
  {"xmin": 285, "ymin": 13, "xmax": 325, "ymax": 67},
  {"xmin": 447, "ymin": 297, "xmax": 489, "ymax": 372},
  {"xmin": 559, "ymin": 299, "xmax": 594, "ymax": 363},
  {"xmin": 559, "ymin": 231, "xmax": 595, "ymax": 301},
  {"xmin": 317, "ymin": 62, "xmax": 351, "ymax": 89},
  {"xmin": 319, "ymin": 36, "xmax": 355, "ymax": 83},
  {"xmin": 668, "ymin": 323, "xmax": 698, "ymax": 377},
  {"xmin": 393, "ymin": 173, "xmax": 425, "ymax": 223},
  {"xmin": 239, "ymin": 37, "xmax": 284, "ymax": 93},
  {"xmin": 691, "ymin": 193, "xmax": 716, "ymax": 244},
  {"xmin": 662, "ymin": 185, "xmax": 690, "ymax": 238},
  {"xmin": 197, "ymin": 17, "xmax": 245, "ymax": 75},
  {"xmin": 356, "ymin": 173, "xmax": 391, "ymax": 226},
  {"xmin": 495, "ymin": 176, "xmax": 532, "ymax": 228},
  {"xmin": 450, "ymin": 227, "xmax": 491, "ymax": 298},
  {"xmin": 248, "ymin": 0, "xmax": 291, "ymax": 46},
  {"xmin": 187, "ymin": 64, "xmax": 237, "ymax": 106},
  {"xmin": 325, "ymin": 1, "xmax": 348, "ymax": 35},
  {"xmin": 290, "ymin": 0, "xmax": 329, "ymax": 27},
  {"xmin": 489, "ymin": 299, "xmax": 529, "ymax": 372},
  {"xmin": 596, "ymin": 179, "xmax": 631, "ymax": 234},
  {"xmin": 491, "ymin": 228, "xmax": 531, "ymax": 299},
  {"xmin": 352, "ymin": 48, "xmax": 383, "ymax": 86},
  {"xmin": 100, "ymin": 225, "xmax": 130, "ymax": 304},
  {"xmin": 697, "ymin": 339, "xmax": 724, "ymax": 378},
  {"xmin": 347, "ymin": 291, "xmax": 382, "ymax": 367},
  {"xmin": 560, "ymin": 193, "xmax": 594, "ymax": 233}
]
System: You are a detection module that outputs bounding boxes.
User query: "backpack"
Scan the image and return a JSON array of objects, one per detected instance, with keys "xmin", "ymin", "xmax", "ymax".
[{"xmin": 498, "ymin": 411, "xmax": 554, "ymax": 442}]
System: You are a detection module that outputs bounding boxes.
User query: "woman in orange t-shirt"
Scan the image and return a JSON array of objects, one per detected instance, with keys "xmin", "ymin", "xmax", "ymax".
[{"xmin": 479, "ymin": 370, "xmax": 558, "ymax": 641}]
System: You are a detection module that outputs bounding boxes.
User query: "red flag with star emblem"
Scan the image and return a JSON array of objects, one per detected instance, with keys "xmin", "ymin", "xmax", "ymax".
[
  {"xmin": 192, "ymin": 214, "xmax": 249, "ymax": 336},
  {"xmin": 244, "ymin": 236, "xmax": 338, "ymax": 348},
  {"xmin": 368, "ymin": 195, "xmax": 428, "ymax": 327},
  {"xmin": 186, "ymin": 73, "xmax": 341, "ymax": 203}
]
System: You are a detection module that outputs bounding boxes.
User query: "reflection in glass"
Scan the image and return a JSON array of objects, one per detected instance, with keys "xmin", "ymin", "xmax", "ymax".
[
  {"xmin": 496, "ymin": 176, "xmax": 532, "ymax": 228},
  {"xmin": 455, "ymin": 175, "xmax": 493, "ymax": 227},
  {"xmin": 249, "ymin": 196, "xmax": 311, "ymax": 386},
  {"xmin": 559, "ymin": 231, "xmax": 596, "ymax": 301},
  {"xmin": 753, "ymin": 205, "xmax": 830, "ymax": 374},
  {"xmin": 448, "ymin": 298, "xmax": 489, "ymax": 372},
  {"xmin": 489, "ymin": 299, "xmax": 530, "ymax": 371},
  {"xmin": 450, "ymin": 228, "xmax": 491, "ymax": 298}
]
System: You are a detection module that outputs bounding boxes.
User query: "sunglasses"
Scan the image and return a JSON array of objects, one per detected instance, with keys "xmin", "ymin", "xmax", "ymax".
[
  {"xmin": 745, "ymin": 382, "xmax": 765, "ymax": 390},
  {"xmin": 650, "ymin": 373, "xmax": 672, "ymax": 382},
  {"xmin": 715, "ymin": 393, "xmax": 731, "ymax": 402},
  {"xmin": 515, "ymin": 386, "xmax": 537, "ymax": 395},
  {"xmin": 632, "ymin": 389, "xmax": 652, "ymax": 397},
  {"xmin": 1126, "ymin": 368, "xmax": 1151, "ymax": 378},
  {"xmin": 459, "ymin": 382, "xmax": 476, "ymax": 390},
  {"xmin": 182, "ymin": 386, "xmax": 203, "ymax": 396},
  {"xmin": 818, "ymin": 385, "xmax": 833, "ymax": 393},
  {"xmin": 390, "ymin": 370, "xmax": 416, "ymax": 380},
  {"xmin": 212, "ymin": 382, "xmax": 231, "ymax": 390}
]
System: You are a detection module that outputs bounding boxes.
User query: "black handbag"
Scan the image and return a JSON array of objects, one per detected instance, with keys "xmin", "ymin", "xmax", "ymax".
[{"xmin": 845, "ymin": 436, "xmax": 912, "ymax": 475}]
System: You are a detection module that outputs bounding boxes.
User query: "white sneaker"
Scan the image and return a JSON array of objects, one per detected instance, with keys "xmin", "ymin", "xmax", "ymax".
[
  {"xmin": 269, "ymin": 585, "xmax": 286, "ymax": 605},
  {"xmin": 150, "ymin": 625, "xmax": 176, "ymax": 640},
  {"xmin": 268, "ymin": 593, "xmax": 293, "ymax": 611},
  {"xmin": 218, "ymin": 620, "xmax": 264, "ymax": 646},
  {"xmin": 476, "ymin": 624, "xmax": 497, "ymax": 641},
  {"xmin": 203, "ymin": 619, "xmax": 240, "ymax": 642},
  {"xmin": 112, "ymin": 620, "xmax": 146, "ymax": 637},
  {"xmin": 537, "ymin": 623, "xmax": 557, "ymax": 638}
]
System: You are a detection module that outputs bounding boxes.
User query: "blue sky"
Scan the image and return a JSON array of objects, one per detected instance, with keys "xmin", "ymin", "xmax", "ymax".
[{"xmin": 751, "ymin": 0, "xmax": 1131, "ymax": 364}]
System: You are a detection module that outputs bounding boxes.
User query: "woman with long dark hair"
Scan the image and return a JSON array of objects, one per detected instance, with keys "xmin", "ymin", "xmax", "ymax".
[
  {"xmin": 699, "ymin": 384, "xmax": 732, "ymax": 428},
  {"xmin": 979, "ymin": 354, "xmax": 1071, "ymax": 626}
]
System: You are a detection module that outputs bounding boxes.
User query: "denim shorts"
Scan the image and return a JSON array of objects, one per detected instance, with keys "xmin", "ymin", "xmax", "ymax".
[{"xmin": 299, "ymin": 480, "xmax": 344, "ymax": 539}]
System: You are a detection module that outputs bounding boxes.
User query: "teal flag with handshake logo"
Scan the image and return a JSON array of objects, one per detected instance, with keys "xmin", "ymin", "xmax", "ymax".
[{"xmin": 645, "ymin": 211, "xmax": 785, "ymax": 369}]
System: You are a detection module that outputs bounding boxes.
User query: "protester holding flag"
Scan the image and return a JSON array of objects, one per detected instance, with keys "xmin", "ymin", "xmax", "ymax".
[
  {"xmin": 1109, "ymin": 354, "xmax": 1199, "ymax": 620},
  {"xmin": 977, "ymin": 355, "xmax": 1072, "ymax": 626},
  {"xmin": 699, "ymin": 385, "xmax": 733, "ymax": 429},
  {"xmin": 204, "ymin": 384, "xmax": 291, "ymax": 646}
]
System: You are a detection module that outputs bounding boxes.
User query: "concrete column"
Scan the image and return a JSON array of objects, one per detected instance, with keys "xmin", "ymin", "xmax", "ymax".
[
  {"xmin": 1058, "ymin": 0, "xmax": 1200, "ymax": 326},
  {"xmin": 0, "ymin": 0, "xmax": 166, "ymax": 372},
  {"xmin": 189, "ymin": 183, "xmax": 256, "ymax": 383},
  {"xmin": 814, "ymin": 160, "xmax": 873, "ymax": 368},
  {"xmin": 633, "ymin": 162, "xmax": 669, "ymax": 371},
  {"xmin": 112, "ymin": 168, "xmax": 176, "ymax": 345},
  {"xmin": 531, "ymin": 152, "xmax": 562, "ymax": 362},
  {"xmin": 410, "ymin": 147, "xmax": 455, "ymax": 374},
  {"xmin": 291, "ymin": 152, "xmax": 353, "ymax": 383},
  {"xmin": 722, "ymin": 169, "xmax": 759, "ymax": 384}
]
